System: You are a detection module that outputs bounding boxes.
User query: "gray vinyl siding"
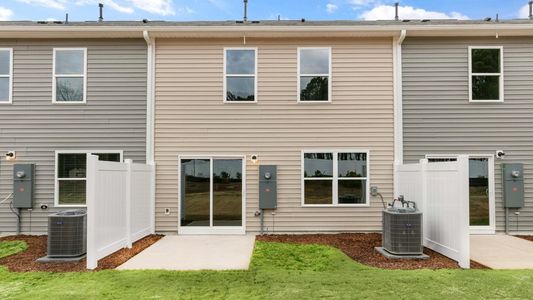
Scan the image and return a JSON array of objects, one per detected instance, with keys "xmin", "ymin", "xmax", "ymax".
[
  {"xmin": 402, "ymin": 37, "xmax": 533, "ymax": 232},
  {"xmin": 0, "ymin": 39, "xmax": 147, "ymax": 234}
]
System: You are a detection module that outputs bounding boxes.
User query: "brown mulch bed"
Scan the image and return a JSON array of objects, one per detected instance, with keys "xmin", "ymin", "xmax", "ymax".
[
  {"xmin": 516, "ymin": 235, "xmax": 533, "ymax": 242},
  {"xmin": 0, "ymin": 234, "xmax": 163, "ymax": 272},
  {"xmin": 257, "ymin": 233, "xmax": 489, "ymax": 270}
]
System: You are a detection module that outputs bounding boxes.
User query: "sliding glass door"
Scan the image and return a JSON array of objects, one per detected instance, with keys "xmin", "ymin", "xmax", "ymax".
[
  {"xmin": 180, "ymin": 157, "xmax": 244, "ymax": 234},
  {"xmin": 180, "ymin": 159, "xmax": 210, "ymax": 227}
]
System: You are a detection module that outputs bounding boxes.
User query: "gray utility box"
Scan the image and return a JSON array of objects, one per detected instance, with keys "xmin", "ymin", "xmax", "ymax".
[
  {"xmin": 503, "ymin": 163, "xmax": 524, "ymax": 208},
  {"xmin": 259, "ymin": 165, "xmax": 277, "ymax": 209},
  {"xmin": 13, "ymin": 164, "xmax": 35, "ymax": 209}
]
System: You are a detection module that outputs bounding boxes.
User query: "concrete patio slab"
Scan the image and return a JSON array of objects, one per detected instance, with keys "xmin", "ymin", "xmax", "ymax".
[
  {"xmin": 117, "ymin": 235, "xmax": 256, "ymax": 271},
  {"xmin": 470, "ymin": 235, "xmax": 533, "ymax": 269}
]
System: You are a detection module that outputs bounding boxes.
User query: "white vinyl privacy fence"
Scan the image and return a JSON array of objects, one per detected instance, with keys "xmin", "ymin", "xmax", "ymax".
[
  {"xmin": 396, "ymin": 156, "xmax": 470, "ymax": 268},
  {"xmin": 86, "ymin": 155, "xmax": 155, "ymax": 269}
]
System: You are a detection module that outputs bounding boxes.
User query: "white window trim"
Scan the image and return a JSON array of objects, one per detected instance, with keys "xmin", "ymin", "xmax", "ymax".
[
  {"xmin": 223, "ymin": 47, "xmax": 258, "ymax": 104},
  {"xmin": 468, "ymin": 46, "xmax": 504, "ymax": 103},
  {"xmin": 177, "ymin": 154, "xmax": 246, "ymax": 235},
  {"xmin": 0, "ymin": 48, "xmax": 13, "ymax": 104},
  {"xmin": 301, "ymin": 149, "xmax": 370, "ymax": 207},
  {"xmin": 54, "ymin": 150, "xmax": 123, "ymax": 207},
  {"xmin": 297, "ymin": 47, "xmax": 332, "ymax": 103},
  {"xmin": 52, "ymin": 48, "xmax": 88, "ymax": 104}
]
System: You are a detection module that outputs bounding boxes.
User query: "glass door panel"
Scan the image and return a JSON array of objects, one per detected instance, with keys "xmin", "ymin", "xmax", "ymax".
[
  {"xmin": 469, "ymin": 158, "xmax": 490, "ymax": 226},
  {"xmin": 180, "ymin": 159, "xmax": 210, "ymax": 227},
  {"xmin": 213, "ymin": 159, "xmax": 243, "ymax": 226}
]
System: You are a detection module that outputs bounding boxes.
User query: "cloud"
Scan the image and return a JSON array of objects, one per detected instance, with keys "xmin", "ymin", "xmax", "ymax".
[
  {"xmin": 0, "ymin": 6, "xmax": 13, "ymax": 20},
  {"xmin": 348, "ymin": 0, "xmax": 380, "ymax": 10},
  {"xmin": 176, "ymin": 6, "xmax": 195, "ymax": 15},
  {"xmin": 326, "ymin": 3, "xmax": 338, "ymax": 14},
  {"xmin": 129, "ymin": 0, "xmax": 175, "ymax": 16},
  {"xmin": 361, "ymin": 5, "xmax": 469, "ymax": 20},
  {"xmin": 348, "ymin": 0, "xmax": 376, "ymax": 6},
  {"xmin": 15, "ymin": 0, "xmax": 66, "ymax": 10},
  {"xmin": 76, "ymin": 0, "xmax": 134, "ymax": 14},
  {"xmin": 75, "ymin": 0, "xmax": 192, "ymax": 16},
  {"xmin": 518, "ymin": 4, "xmax": 531, "ymax": 18},
  {"xmin": 102, "ymin": 0, "xmax": 134, "ymax": 14}
]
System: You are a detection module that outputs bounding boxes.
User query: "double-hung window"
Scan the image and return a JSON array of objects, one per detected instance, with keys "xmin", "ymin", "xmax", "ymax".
[
  {"xmin": 302, "ymin": 151, "xmax": 368, "ymax": 206},
  {"xmin": 55, "ymin": 151, "xmax": 122, "ymax": 206},
  {"xmin": 298, "ymin": 47, "xmax": 331, "ymax": 102},
  {"xmin": 53, "ymin": 48, "xmax": 87, "ymax": 103},
  {"xmin": 224, "ymin": 48, "xmax": 257, "ymax": 102},
  {"xmin": 469, "ymin": 46, "xmax": 503, "ymax": 102},
  {"xmin": 0, "ymin": 48, "xmax": 12, "ymax": 104}
]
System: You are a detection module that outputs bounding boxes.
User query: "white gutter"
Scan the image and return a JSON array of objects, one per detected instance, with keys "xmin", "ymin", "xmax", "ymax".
[
  {"xmin": 142, "ymin": 23, "xmax": 533, "ymax": 32},
  {"xmin": 393, "ymin": 29, "xmax": 406, "ymax": 197},
  {"xmin": 1, "ymin": 23, "xmax": 532, "ymax": 39},
  {"xmin": 1, "ymin": 22, "xmax": 532, "ymax": 31},
  {"xmin": 0, "ymin": 23, "xmax": 524, "ymax": 32}
]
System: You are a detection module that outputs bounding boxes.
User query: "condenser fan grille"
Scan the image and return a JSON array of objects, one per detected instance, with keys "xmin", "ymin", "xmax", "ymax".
[
  {"xmin": 47, "ymin": 210, "xmax": 87, "ymax": 258},
  {"xmin": 382, "ymin": 208, "xmax": 423, "ymax": 255}
]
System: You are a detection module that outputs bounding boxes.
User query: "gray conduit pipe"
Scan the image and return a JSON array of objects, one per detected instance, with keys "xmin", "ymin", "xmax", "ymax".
[{"xmin": 505, "ymin": 208, "xmax": 509, "ymax": 234}]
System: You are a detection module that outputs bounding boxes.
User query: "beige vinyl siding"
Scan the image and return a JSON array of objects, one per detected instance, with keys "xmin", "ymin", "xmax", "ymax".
[
  {"xmin": 403, "ymin": 37, "xmax": 533, "ymax": 232},
  {"xmin": 155, "ymin": 37, "xmax": 394, "ymax": 233},
  {"xmin": 0, "ymin": 39, "xmax": 147, "ymax": 233}
]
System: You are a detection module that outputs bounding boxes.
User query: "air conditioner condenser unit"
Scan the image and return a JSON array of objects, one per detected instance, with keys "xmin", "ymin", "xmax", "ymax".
[{"xmin": 47, "ymin": 210, "xmax": 87, "ymax": 258}]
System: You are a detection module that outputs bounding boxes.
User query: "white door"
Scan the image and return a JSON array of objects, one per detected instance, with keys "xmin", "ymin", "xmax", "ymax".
[
  {"xmin": 426, "ymin": 154, "xmax": 495, "ymax": 234},
  {"xmin": 178, "ymin": 156, "xmax": 246, "ymax": 234}
]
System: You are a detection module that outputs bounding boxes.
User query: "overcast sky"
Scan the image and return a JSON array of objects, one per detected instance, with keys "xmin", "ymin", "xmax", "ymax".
[{"xmin": 0, "ymin": 0, "xmax": 530, "ymax": 22}]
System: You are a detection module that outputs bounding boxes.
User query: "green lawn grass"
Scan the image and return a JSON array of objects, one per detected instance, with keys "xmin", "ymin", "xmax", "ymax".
[
  {"xmin": 0, "ymin": 241, "xmax": 27, "ymax": 259},
  {"xmin": 1, "ymin": 241, "xmax": 533, "ymax": 299}
]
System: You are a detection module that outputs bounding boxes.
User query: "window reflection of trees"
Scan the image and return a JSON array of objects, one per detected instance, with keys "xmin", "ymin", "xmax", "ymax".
[
  {"xmin": 304, "ymin": 153, "xmax": 333, "ymax": 177},
  {"xmin": 226, "ymin": 91, "xmax": 254, "ymax": 101},
  {"xmin": 300, "ymin": 77, "xmax": 328, "ymax": 101},
  {"xmin": 57, "ymin": 79, "xmax": 83, "ymax": 101}
]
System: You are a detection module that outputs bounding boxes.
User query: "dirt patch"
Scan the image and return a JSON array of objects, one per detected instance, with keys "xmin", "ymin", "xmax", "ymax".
[
  {"xmin": 0, "ymin": 234, "xmax": 163, "ymax": 272},
  {"xmin": 257, "ymin": 233, "xmax": 488, "ymax": 270},
  {"xmin": 516, "ymin": 235, "xmax": 533, "ymax": 242}
]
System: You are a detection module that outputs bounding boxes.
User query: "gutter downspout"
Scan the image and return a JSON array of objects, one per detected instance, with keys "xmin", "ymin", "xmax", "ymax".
[
  {"xmin": 143, "ymin": 30, "xmax": 154, "ymax": 165},
  {"xmin": 393, "ymin": 29, "xmax": 406, "ymax": 197},
  {"xmin": 143, "ymin": 31, "xmax": 156, "ymax": 234}
]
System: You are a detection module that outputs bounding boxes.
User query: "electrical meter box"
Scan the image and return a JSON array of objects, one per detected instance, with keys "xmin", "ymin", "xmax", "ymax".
[
  {"xmin": 13, "ymin": 164, "xmax": 34, "ymax": 209},
  {"xmin": 259, "ymin": 165, "xmax": 277, "ymax": 209},
  {"xmin": 503, "ymin": 163, "xmax": 524, "ymax": 208}
]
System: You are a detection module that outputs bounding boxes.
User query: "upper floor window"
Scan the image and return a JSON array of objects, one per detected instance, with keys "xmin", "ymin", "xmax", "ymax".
[
  {"xmin": 469, "ymin": 46, "xmax": 503, "ymax": 102},
  {"xmin": 298, "ymin": 48, "xmax": 331, "ymax": 102},
  {"xmin": 53, "ymin": 48, "xmax": 87, "ymax": 103},
  {"xmin": 302, "ymin": 151, "xmax": 368, "ymax": 206},
  {"xmin": 224, "ymin": 48, "xmax": 256, "ymax": 102},
  {"xmin": 0, "ymin": 48, "xmax": 12, "ymax": 104}
]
